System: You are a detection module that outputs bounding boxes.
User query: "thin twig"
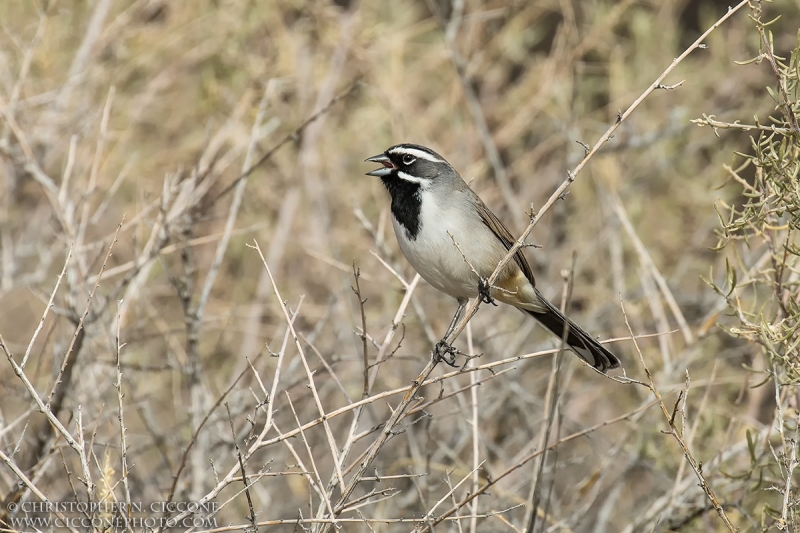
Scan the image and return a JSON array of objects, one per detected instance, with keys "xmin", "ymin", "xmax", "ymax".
[
  {"xmin": 215, "ymin": 79, "xmax": 361, "ymax": 203},
  {"xmin": 691, "ymin": 114, "xmax": 793, "ymax": 134},
  {"xmin": 609, "ymin": 192, "xmax": 692, "ymax": 346},
  {"xmin": 21, "ymin": 246, "xmax": 71, "ymax": 368},
  {"xmin": 619, "ymin": 299, "xmax": 738, "ymax": 532},
  {"xmin": 76, "ymin": 85, "xmax": 115, "ymax": 268},
  {"xmin": 195, "ymin": 86, "xmax": 270, "ymax": 327},
  {"xmin": 225, "ymin": 403, "xmax": 257, "ymax": 531},
  {"xmin": 353, "ymin": 264, "xmax": 370, "ymax": 399},
  {"xmin": 422, "ymin": 461, "xmax": 486, "ymax": 523},
  {"xmin": 467, "ymin": 323, "xmax": 479, "ymax": 533},
  {"xmin": 48, "ymin": 215, "xmax": 125, "ymax": 405},
  {"xmin": 114, "ymin": 300, "xmax": 133, "ymax": 533},
  {"xmin": 285, "ymin": 393, "xmax": 337, "ymax": 529}
]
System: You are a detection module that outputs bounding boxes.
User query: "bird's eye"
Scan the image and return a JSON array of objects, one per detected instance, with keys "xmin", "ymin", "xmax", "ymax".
[{"xmin": 402, "ymin": 154, "xmax": 416, "ymax": 165}]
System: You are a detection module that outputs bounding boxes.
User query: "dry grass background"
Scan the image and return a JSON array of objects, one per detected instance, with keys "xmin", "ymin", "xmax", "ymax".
[{"xmin": 0, "ymin": 0, "xmax": 798, "ymax": 531}]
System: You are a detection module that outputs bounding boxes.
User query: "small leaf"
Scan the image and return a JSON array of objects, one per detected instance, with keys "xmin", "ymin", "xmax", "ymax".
[{"xmin": 766, "ymin": 85, "xmax": 779, "ymax": 104}]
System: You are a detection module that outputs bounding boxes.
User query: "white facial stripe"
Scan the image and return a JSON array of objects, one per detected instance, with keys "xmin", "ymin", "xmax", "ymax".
[
  {"xmin": 389, "ymin": 147, "xmax": 444, "ymax": 163},
  {"xmin": 396, "ymin": 170, "xmax": 427, "ymax": 184}
]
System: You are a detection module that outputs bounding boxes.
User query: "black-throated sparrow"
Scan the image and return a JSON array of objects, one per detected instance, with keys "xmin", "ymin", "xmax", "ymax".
[{"xmin": 366, "ymin": 143, "xmax": 620, "ymax": 372}]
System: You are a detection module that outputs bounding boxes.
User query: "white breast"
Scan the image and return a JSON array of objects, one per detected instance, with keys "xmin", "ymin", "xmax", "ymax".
[{"xmin": 392, "ymin": 192, "xmax": 508, "ymax": 301}]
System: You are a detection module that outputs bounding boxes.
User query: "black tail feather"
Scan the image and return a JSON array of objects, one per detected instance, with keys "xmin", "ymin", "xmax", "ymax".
[{"xmin": 525, "ymin": 291, "xmax": 620, "ymax": 372}]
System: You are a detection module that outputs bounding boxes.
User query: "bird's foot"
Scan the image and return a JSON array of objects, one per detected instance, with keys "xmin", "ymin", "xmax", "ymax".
[
  {"xmin": 433, "ymin": 340, "xmax": 461, "ymax": 367},
  {"xmin": 478, "ymin": 277, "xmax": 498, "ymax": 306}
]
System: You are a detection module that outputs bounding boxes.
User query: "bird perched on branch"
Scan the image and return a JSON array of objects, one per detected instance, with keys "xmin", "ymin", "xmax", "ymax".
[{"xmin": 365, "ymin": 143, "xmax": 620, "ymax": 372}]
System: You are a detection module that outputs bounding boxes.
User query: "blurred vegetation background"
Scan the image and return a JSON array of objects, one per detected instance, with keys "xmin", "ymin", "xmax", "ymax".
[{"xmin": 0, "ymin": 0, "xmax": 798, "ymax": 531}]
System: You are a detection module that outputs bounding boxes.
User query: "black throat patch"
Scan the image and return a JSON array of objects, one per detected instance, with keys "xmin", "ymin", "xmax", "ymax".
[{"xmin": 380, "ymin": 175, "xmax": 421, "ymax": 240}]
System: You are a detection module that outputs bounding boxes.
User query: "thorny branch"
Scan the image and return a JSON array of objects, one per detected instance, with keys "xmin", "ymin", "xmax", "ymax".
[{"xmin": 320, "ymin": 2, "xmax": 751, "ymax": 526}]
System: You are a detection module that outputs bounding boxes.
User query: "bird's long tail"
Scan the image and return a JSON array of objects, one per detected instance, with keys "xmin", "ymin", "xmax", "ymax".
[{"xmin": 524, "ymin": 289, "xmax": 620, "ymax": 372}]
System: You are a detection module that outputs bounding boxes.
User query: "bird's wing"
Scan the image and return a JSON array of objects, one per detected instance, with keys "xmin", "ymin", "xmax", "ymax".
[{"xmin": 474, "ymin": 199, "xmax": 536, "ymax": 286}]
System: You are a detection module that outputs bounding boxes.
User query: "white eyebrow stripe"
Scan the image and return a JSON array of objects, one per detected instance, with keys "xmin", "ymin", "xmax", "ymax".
[
  {"xmin": 396, "ymin": 170, "xmax": 428, "ymax": 184},
  {"xmin": 388, "ymin": 147, "xmax": 445, "ymax": 163}
]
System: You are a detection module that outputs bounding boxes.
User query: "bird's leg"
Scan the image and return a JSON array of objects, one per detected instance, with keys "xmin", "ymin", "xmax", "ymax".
[
  {"xmin": 433, "ymin": 299, "xmax": 467, "ymax": 367},
  {"xmin": 443, "ymin": 299, "xmax": 467, "ymax": 340},
  {"xmin": 478, "ymin": 277, "xmax": 498, "ymax": 306}
]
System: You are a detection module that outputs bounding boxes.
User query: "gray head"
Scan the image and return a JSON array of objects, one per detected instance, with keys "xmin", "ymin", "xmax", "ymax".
[
  {"xmin": 365, "ymin": 144, "xmax": 461, "ymax": 240},
  {"xmin": 365, "ymin": 144, "xmax": 456, "ymax": 186}
]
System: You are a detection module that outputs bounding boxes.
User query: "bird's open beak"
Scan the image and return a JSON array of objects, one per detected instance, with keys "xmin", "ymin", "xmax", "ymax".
[{"xmin": 365, "ymin": 154, "xmax": 394, "ymax": 177}]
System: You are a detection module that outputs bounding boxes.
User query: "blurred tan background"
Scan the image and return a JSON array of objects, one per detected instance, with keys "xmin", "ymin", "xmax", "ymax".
[{"xmin": 0, "ymin": 0, "xmax": 798, "ymax": 531}]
